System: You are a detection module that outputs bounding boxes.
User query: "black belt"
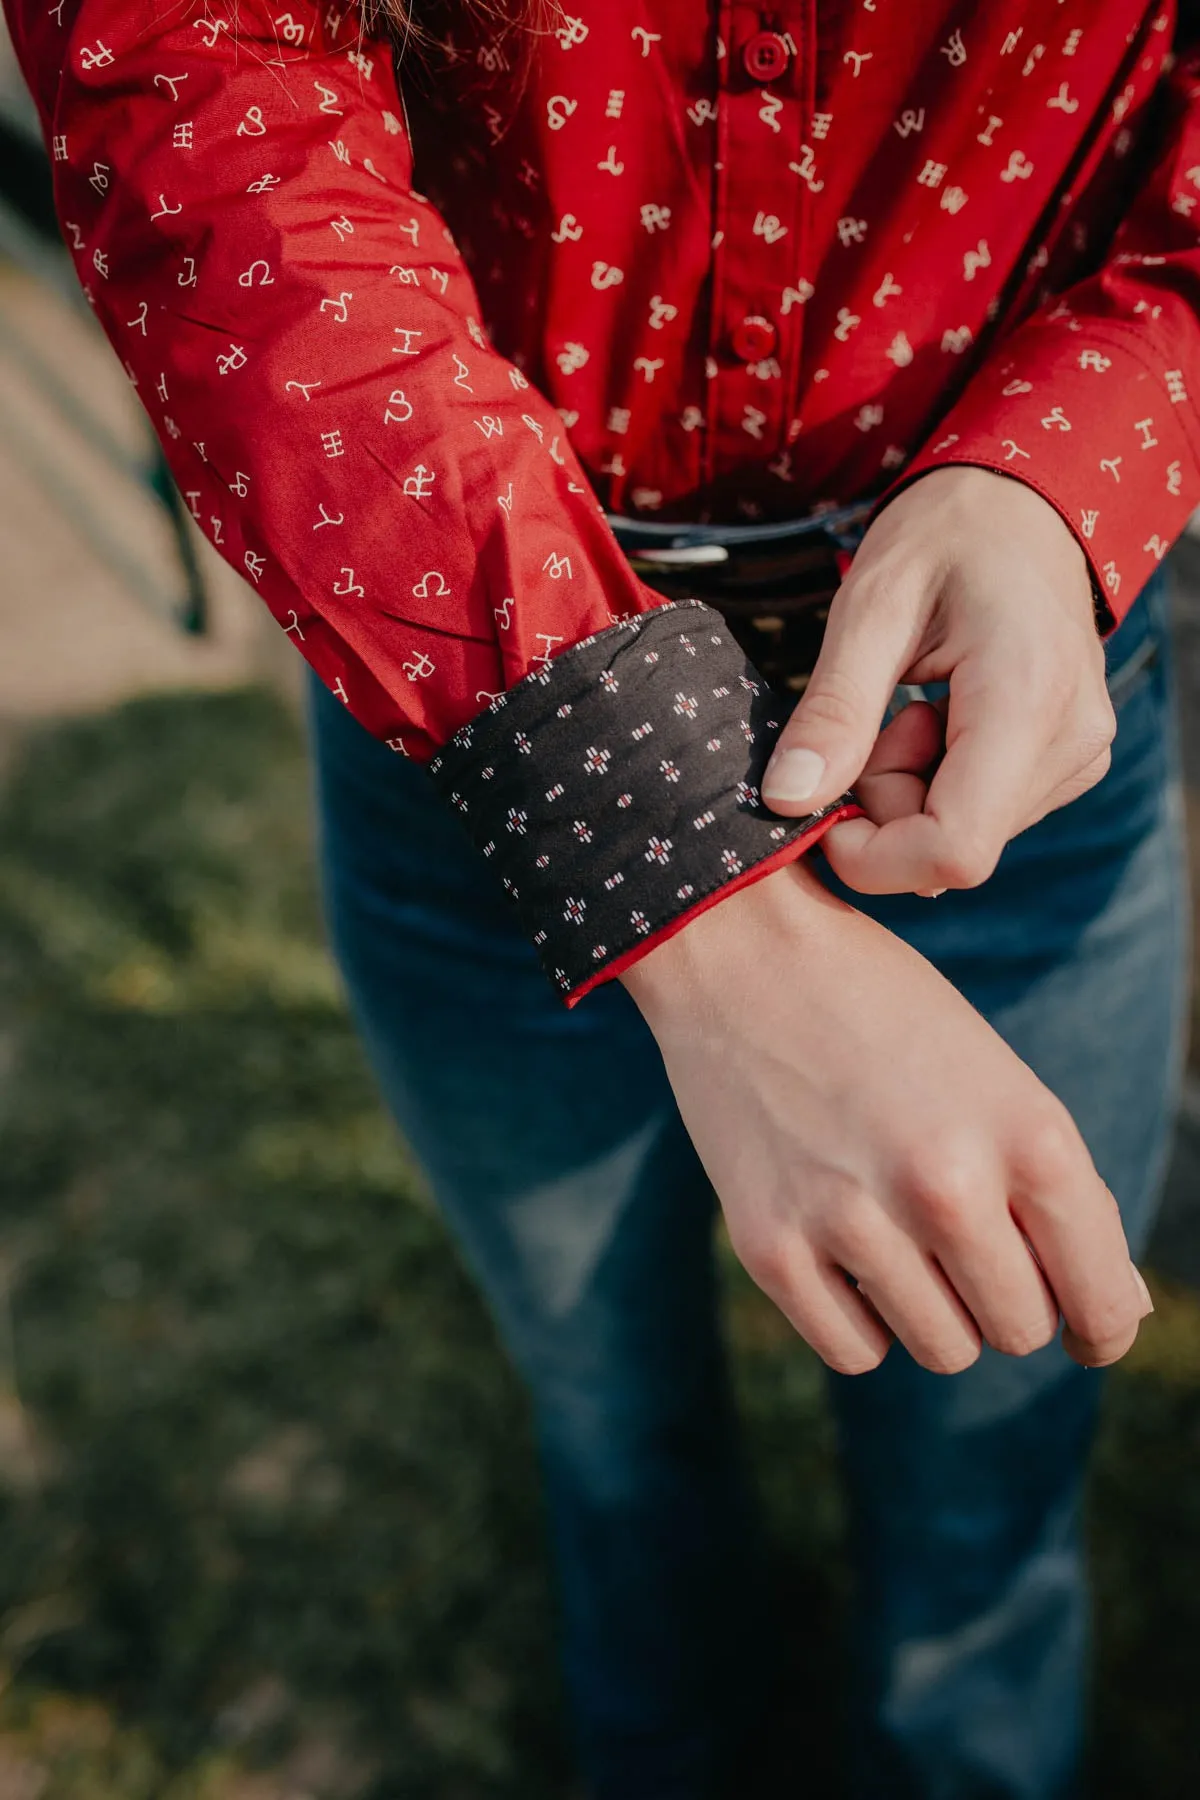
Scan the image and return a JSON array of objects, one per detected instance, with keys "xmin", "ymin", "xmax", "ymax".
[{"xmin": 608, "ymin": 504, "xmax": 872, "ymax": 691}]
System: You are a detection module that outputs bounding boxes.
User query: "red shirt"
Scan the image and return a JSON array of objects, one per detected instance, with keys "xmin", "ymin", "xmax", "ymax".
[{"xmin": 8, "ymin": 0, "xmax": 1200, "ymax": 999}]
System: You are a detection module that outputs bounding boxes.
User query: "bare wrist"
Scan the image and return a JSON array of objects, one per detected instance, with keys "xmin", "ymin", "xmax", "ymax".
[{"xmin": 618, "ymin": 858, "xmax": 838, "ymax": 1016}]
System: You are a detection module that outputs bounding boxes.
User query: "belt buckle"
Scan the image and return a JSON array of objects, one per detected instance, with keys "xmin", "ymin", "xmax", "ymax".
[{"xmin": 625, "ymin": 526, "xmax": 842, "ymax": 692}]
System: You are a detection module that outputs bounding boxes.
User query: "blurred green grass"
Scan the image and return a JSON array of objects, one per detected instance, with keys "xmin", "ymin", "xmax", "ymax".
[{"xmin": 0, "ymin": 690, "xmax": 1198, "ymax": 1798}]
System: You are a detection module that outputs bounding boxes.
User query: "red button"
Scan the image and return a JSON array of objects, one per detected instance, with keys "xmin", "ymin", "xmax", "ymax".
[
  {"xmin": 730, "ymin": 315, "xmax": 778, "ymax": 363},
  {"xmin": 743, "ymin": 30, "xmax": 790, "ymax": 84}
]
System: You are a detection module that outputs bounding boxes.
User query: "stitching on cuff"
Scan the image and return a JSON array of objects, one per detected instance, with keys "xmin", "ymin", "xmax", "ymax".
[
  {"xmin": 562, "ymin": 800, "xmax": 860, "ymax": 1006},
  {"xmin": 428, "ymin": 601, "xmax": 850, "ymax": 1001}
]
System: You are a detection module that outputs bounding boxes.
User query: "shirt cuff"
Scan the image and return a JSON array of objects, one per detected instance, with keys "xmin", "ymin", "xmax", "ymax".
[
  {"xmin": 427, "ymin": 600, "xmax": 858, "ymax": 1006},
  {"xmin": 882, "ymin": 321, "xmax": 1200, "ymax": 630}
]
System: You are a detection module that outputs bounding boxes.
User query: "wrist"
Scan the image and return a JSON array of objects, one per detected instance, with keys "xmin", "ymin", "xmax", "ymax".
[{"xmin": 618, "ymin": 858, "xmax": 839, "ymax": 1018}]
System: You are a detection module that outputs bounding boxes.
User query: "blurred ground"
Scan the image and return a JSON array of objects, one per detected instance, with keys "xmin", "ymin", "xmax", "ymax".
[{"xmin": 1, "ymin": 235, "xmax": 1200, "ymax": 1799}]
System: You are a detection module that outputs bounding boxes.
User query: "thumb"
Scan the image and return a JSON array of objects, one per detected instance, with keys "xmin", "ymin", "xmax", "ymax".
[{"xmin": 761, "ymin": 584, "xmax": 920, "ymax": 815}]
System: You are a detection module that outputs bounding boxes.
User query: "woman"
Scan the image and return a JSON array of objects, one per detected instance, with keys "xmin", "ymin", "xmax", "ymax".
[{"xmin": 7, "ymin": 3, "xmax": 1192, "ymax": 1795}]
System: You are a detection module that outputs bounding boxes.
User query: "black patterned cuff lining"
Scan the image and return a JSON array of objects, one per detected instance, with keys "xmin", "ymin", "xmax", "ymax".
[{"xmin": 427, "ymin": 601, "xmax": 853, "ymax": 1002}]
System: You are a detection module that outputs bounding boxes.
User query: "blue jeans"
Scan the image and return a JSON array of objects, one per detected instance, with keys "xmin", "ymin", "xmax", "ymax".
[{"xmin": 308, "ymin": 573, "xmax": 1187, "ymax": 1800}]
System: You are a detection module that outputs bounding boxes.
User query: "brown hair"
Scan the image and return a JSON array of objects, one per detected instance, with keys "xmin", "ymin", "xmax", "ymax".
[{"xmin": 368, "ymin": 0, "xmax": 557, "ymax": 49}]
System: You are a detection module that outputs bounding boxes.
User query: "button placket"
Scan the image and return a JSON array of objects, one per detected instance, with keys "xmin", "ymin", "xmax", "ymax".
[
  {"xmin": 702, "ymin": 2, "xmax": 736, "ymax": 495},
  {"xmin": 708, "ymin": 5, "xmax": 806, "ymax": 487},
  {"xmin": 785, "ymin": 0, "xmax": 817, "ymax": 446}
]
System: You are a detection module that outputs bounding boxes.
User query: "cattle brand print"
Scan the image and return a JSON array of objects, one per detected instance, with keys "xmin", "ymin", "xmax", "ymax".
[{"xmin": 6, "ymin": 0, "xmax": 1200, "ymax": 994}]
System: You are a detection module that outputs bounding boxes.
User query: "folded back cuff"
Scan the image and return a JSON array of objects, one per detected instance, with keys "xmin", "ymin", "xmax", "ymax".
[{"xmin": 428, "ymin": 601, "xmax": 851, "ymax": 1002}]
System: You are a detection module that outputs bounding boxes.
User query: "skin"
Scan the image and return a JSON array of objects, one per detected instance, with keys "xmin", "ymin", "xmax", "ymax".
[
  {"xmin": 620, "ymin": 467, "xmax": 1152, "ymax": 1375},
  {"xmin": 762, "ymin": 465, "xmax": 1118, "ymax": 893},
  {"xmin": 621, "ymin": 860, "xmax": 1151, "ymax": 1375}
]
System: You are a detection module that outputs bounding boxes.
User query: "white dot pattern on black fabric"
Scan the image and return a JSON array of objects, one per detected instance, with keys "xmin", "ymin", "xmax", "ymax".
[{"xmin": 428, "ymin": 601, "xmax": 851, "ymax": 999}]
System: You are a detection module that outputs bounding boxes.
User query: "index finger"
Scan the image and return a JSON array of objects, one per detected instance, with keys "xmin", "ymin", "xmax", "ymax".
[{"xmin": 820, "ymin": 664, "xmax": 1046, "ymax": 895}]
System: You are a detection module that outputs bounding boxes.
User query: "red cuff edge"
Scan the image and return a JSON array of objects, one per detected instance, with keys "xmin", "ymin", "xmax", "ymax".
[{"xmin": 562, "ymin": 799, "xmax": 862, "ymax": 1008}]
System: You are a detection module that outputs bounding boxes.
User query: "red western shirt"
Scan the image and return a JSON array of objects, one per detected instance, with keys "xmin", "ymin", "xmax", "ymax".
[{"xmin": 8, "ymin": 0, "xmax": 1200, "ymax": 998}]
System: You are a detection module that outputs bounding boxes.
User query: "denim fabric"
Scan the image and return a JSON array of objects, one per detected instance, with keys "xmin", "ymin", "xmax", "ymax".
[{"xmin": 307, "ymin": 571, "xmax": 1187, "ymax": 1800}]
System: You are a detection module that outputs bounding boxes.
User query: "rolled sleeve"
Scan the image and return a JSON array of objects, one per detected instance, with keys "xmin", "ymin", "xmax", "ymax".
[{"xmin": 428, "ymin": 602, "xmax": 858, "ymax": 1004}]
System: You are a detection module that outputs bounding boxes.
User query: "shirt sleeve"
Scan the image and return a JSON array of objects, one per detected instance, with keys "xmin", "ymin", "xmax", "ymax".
[
  {"xmin": 5, "ymin": 0, "xmax": 852, "ymax": 1004},
  {"xmin": 890, "ymin": 7, "xmax": 1200, "ymax": 629}
]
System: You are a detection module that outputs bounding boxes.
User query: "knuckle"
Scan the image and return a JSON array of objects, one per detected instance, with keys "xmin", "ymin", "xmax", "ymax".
[
  {"xmin": 825, "ymin": 1342, "xmax": 888, "ymax": 1378},
  {"xmin": 1092, "ymin": 693, "xmax": 1118, "ymax": 747},
  {"xmin": 1070, "ymin": 1322, "xmax": 1139, "ymax": 1368},
  {"xmin": 907, "ymin": 1144, "xmax": 983, "ymax": 1239},
  {"xmin": 920, "ymin": 1336, "xmax": 982, "ymax": 1377},
  {"xmin": 1080, "ymin": 1290, "xmax": 1140, "ymax": 1346},
  {"xmin": 800, "ymin": 668, "xmax": 872, "ymax": 736},
  {"xmin": 912, "ymin": 1186, "xmax": 968, "ymax": 1242},
  {"xmin": 1072, "ymin": 704, "xmax": 1116, "ymax": 769},
  {"xmin": 989, "ymin": 1315, "xmax": 1059, "ymax": 1359},
  {"xmin": 1020, "ymin": 1104, "xmax": 1089, "ymax": 1193},
  {"xmin": 1063, "ymin": 1280, "xmax": 1140, "ymax": 1359},
  {"xmin": 929, "ymin": 835, "xmax": 999, "ymax": 891},
  {"xmin": 736, "ymin": 1232, "xmax": 788, "ymax": 1298}
]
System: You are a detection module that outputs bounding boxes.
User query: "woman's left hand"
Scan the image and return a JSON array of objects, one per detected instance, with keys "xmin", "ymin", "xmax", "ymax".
[{"xmin": 761, "ymin": 466, "xmax": 1116, "ymax": 896}]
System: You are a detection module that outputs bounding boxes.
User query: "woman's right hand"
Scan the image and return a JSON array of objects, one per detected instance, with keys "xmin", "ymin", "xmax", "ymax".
[{"xmin": 620, "ymin": 859, "xmax": 1152, "ymax": 1375}]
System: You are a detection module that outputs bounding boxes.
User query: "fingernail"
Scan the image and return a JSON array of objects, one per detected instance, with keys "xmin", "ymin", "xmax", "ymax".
[
  {"xmin": 1132, "ymin": 1265, "xmax": 1154, "ymax": 1317},
  {"xmin": 918, "ymin": 887, "xmax": 947, "ymax": 899},
  {"xmin": 763, "ymin": 748, "xmax": 826, "ymax": 805}
]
